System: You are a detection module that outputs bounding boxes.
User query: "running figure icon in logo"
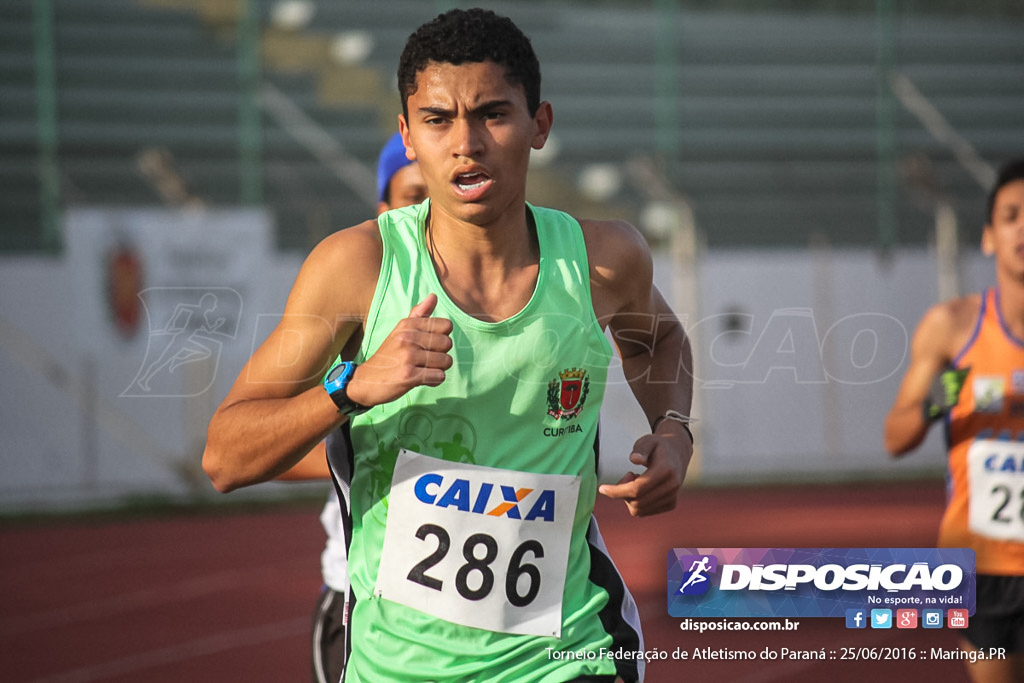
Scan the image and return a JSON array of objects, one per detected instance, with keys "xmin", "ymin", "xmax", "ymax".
[{"xmin": 677, "ymin": 555, "xmax": 718, "ymax": 595}]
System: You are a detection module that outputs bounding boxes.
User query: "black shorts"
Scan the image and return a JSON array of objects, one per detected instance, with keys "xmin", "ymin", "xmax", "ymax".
[
  {"xmin": 312, "ymin": 587, "xmax": 347, "ymax": 683},
  {"xmin": 963, "ymin": 574, "xmax": 1024, "ymax": 653}
]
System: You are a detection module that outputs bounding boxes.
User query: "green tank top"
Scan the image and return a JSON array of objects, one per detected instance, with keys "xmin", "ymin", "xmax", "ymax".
[{"xmin": 344, "ymin": 200, "xmax": 619, "ymax": 682}]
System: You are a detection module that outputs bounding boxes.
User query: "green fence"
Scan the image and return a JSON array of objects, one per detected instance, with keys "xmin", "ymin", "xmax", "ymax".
[{"xmin": 2, "ymin": 0, "xmax": 1021, "ymax": 252}]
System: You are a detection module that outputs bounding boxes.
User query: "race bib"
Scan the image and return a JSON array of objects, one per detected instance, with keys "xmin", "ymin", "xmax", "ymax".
[
  {"xmin": 967, "ymin": 440, "xmax": 1024, "ymax": 542},
  {"xmin": 375, "ymin": 450, "xmax": 580, "ymax": 638}
]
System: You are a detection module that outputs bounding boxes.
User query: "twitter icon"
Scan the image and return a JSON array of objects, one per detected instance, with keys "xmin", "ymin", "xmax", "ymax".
[{"xmin": 870, "ymin": 609, "xmax": 893, "ymax": 629}]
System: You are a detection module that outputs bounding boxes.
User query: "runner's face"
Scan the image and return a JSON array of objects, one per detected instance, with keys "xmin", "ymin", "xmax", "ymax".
[
  {"xmin": 399, "ymin": 60, "xmax": 552, "ymax": 226},
  {"xmin": 983, "ymin": 179, "xmax": 1024, "ymax": 279}
]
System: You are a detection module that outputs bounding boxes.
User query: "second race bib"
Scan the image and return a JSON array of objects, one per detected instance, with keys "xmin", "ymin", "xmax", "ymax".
[{"xmin": 967, "ymin": 439, "xmax": 1024, "ymax": 542}]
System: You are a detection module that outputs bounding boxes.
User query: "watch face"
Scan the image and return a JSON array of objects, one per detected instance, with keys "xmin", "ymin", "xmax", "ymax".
[{"xmin": 326, "ymin": 363, "xmax": 347, "ymax": 383}]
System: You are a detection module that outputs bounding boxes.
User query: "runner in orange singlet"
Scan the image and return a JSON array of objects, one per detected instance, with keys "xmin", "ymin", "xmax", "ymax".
[{"xmin": 885, "ymin": 158, "xmax": 1024, "ymax": 683}]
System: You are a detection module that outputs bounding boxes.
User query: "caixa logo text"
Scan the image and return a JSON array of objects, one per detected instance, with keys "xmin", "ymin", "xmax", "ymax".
[
  {"xmin": 719, "ymin": 562, "xmax": 964, "ymax": 592},
  {"xmin": 413, "ymin": 473, "xmax": 557, "ymax": 522}
]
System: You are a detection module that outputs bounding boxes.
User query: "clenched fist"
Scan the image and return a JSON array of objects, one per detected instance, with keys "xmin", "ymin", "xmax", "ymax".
[{"xmin": 346, "ymin": 294, "xmax": 454, "ymax": 408}]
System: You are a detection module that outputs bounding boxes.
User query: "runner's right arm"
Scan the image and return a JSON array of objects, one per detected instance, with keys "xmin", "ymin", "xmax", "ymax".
[
  {"xmin": 202, "ymin": 222, "xmax": 453, "ymax": 492},
  {"xmin": 277, "ymin": 442, "xmax": 332, "ymax": 480},
  {"xmin": 884, "ymin": 303, "xmax": 957, "ymax": 456}
]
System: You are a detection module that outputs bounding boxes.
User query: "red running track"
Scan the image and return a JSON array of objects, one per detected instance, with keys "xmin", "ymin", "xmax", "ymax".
[{"xmin": 0, "ymin": 479, "xmax": 973, "ymax": 682}]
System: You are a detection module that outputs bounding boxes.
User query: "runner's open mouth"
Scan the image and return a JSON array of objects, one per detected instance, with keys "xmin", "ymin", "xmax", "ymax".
[{"xmin": 456, "ymin": 173, "xmax": 489, "ymax": 191}]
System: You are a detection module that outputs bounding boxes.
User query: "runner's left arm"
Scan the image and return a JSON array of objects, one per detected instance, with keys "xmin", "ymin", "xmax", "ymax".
[{"xmin": 585, "ymin": 219, "xmax": 694, "ymax": 517}]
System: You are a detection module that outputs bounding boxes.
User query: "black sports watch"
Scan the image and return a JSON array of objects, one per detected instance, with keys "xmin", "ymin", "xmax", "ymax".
[{"xmin": 323, "ymin": 360, "xmax": 368, "ymax": 416}]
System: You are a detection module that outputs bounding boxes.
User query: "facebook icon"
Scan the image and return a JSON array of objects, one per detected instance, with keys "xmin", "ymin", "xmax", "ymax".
[{"xmin": 846, "ymin": 609, "xmax": 866, "ymax": 629}]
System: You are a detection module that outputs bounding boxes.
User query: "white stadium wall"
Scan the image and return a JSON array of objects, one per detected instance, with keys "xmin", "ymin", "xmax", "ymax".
[
  {"xmin": 0, "ymin": 209, "xmax": 993, "ymax": 511},
  {"xmin": 678, "ymin": 247, "xmax": 992, "ymax": 483}
]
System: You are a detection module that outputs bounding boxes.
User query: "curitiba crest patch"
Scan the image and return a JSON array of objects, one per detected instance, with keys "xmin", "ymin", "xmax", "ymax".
[{"xmin": 547, "ymin": 367, "xmax": 590, "ymax": 420}]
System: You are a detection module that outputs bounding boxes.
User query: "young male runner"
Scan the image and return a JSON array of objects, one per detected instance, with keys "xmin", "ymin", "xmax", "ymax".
[
  {"xmin": 205, "ymin": 9, "xmax": 694, "ymax": 682},
  {"xmin": 279, "ymin": 131, "xmax": 427, "ymax": 683},
  {"xmin": 885, "ymin": 158, "xmax": 1024, "ymax": 683}
]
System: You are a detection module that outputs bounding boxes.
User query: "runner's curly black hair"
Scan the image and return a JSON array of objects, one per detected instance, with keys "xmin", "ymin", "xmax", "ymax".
[{"xmin": 397, "ymin": 8, "xmax": 541, "ymax": 118}]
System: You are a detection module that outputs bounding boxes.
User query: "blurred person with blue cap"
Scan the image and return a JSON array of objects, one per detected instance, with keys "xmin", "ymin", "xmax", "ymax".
[{"xmin": 376, "ymin": 131, "xmax": 427, "ymax": 215}]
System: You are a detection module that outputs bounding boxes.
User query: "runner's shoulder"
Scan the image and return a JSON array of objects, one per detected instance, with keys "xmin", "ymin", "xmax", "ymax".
[
  {"xmin": 302, "ymin": 219, "xmax": 383, "ymax": 283},
  {"xmin": 286, "ymin": 219, "xmax": 383, "ymax": 319},
  {"xmin": 916, "ymin": 293, "xmax": 982, "ymax": 359},
  {"xmin": 309, "ymin": 219, "xmax": 382, "ymax": 267}
]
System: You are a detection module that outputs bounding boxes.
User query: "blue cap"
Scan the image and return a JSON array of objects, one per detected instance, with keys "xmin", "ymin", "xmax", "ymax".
[{"xmin": 376, "ymin": 132, "xmax": 414, "ymax": 203}]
